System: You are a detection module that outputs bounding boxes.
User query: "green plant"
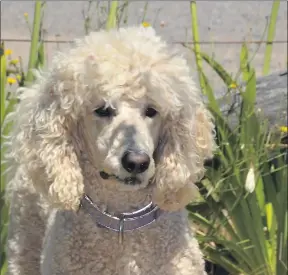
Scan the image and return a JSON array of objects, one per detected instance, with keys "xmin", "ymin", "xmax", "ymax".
[
  {"xmin": 26, "ymin": 1, "xmax": 46, "ymax": 83},
  {"xmin": 188, "ymin": 2, "xmax": 287, "ymax": 274},
  {"xmin": 263, "ymin": 0, "xmax": 280, "ymax": 76},
  {"xmin": 105, "ymin": 1, "xmax": 119, "ymax": 30},
  {"xmin": 0, "ymin": 43, "xmax": 8, "ymax": 275},
  {"xmin": 190, "ymin": 1, "xmax": 206, "ymax": 96},
  {"xmin": 0, "ymin": 2, "xmax": 46, "ymax": 274},
  {"xmin": 1, "ymin": 44, "xmax": 26, "ymax": 275},
  {"xmin": 82, "ymin": 1, "xmax": 130, "ymax": 34}
]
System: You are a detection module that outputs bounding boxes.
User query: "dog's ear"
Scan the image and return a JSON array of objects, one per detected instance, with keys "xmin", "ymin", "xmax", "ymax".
[
  {"xmin": 152, "ymin": 104, "xmax": 215, "ymax": 211},
  {"xmin": 8, "ymin": 72, "xmax": 85, "ymax": 211}
]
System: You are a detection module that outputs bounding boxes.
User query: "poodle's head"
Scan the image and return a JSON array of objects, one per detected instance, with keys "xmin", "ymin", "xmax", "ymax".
[
  {"xmin": 9, "ymin": 26, "xmax": 215, "ymax": 211},
  {"xmin": 86, "ymin": 96, "xmax": 162, "ymax": 189}
]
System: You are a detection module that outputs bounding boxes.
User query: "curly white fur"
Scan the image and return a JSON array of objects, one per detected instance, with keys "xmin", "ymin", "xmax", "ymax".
[{"xmin": 5, "ymin": 26, "xmax": 216, "ymax": 275}]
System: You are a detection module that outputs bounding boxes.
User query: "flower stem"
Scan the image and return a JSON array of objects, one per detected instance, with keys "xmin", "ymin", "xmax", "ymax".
[
  {"xmin": 262, "ymin": 0, "xmax": 280, "ymax": 75},
  {"xmin": 26, "ymin": 1, "xmax": 43, "ymax": 83},
  {"xmin": 106, "ymin": 1, "xmax": 118, "ymax": 30},
  {"xmin": 190, "ymin": 1, "xmax": 206, "ymax": 95}
]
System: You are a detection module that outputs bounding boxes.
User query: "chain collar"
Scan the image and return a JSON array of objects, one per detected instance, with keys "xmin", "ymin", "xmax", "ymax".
[{"xmin": 80, "ymin": 194, "xmax": 164, "ymax": 243}]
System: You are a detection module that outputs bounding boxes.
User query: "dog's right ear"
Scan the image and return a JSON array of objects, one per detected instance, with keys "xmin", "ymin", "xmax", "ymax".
[{"xmin": 7, "ymin": 73, "xmax": 85, "ymax": 211}]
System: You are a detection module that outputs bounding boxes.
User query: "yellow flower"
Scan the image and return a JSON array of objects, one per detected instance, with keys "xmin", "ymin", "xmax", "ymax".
[
  {"xmin": 24, "ymin": 12, "xmax": 28, "ymax": 18},
  {"xmin": 16, "ymin": 74, "xmax": 22, "ymax": 81},
  {"xmin": 142, "ymin": 22, "xmax": 150, "ymax": 28},
  {"xmin": 5, "ymin": 49, "xmax": 13, "ymax": 56},
  {"xmin": 229, "ymin": 82, "xmax": 237, "ymax": 89},
  {"xmin": 10, "ymin": 59, "xmax": 19, "ymax": 65},
  {"xmin": 7, "ymin": 77, "xmax": 17, "ymax": 85},
  {"xmin": 280, "ymin": 126, "xmax": 288, "ymax": 133}
]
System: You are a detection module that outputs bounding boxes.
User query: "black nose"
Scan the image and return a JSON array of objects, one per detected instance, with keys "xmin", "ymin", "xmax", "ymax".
[{"xmin": 121, "ymin": 151, "xmax": 150, "ymax": 174}]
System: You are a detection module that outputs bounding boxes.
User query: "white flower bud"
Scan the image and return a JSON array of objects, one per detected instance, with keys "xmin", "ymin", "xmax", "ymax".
[{"xmin": 245, "ymin": 164, "xmax": 255, "ymax": 193}]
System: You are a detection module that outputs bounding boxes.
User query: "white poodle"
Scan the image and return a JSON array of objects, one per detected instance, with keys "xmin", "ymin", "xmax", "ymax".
[{"xmin": 5, "ymin": 26, "xmax": 216, "ymax": 275}]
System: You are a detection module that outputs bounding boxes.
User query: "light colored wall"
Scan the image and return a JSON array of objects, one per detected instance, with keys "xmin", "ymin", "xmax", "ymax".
[{"xmin": 1, "ymin": 1, "xmax": 287, "ymax": 88}]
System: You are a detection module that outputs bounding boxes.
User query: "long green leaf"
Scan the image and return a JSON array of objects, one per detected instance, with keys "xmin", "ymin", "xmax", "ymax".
[
  {"xmin": 198, "ymin": 69, "xmax": 221, "ymax": 116},
  {"xmin": 199, "ymin": 236, "xmax": 254, "ymax": 272},
  {"xmin": 240, "ymin": 42, "xmax": 251, "ymax": 82},
  {"xmin": 196, "ymin": 50, "xmax": 235, "ymax": 87},
  {"xmin": 26, "ymin": 1, "xmax": 43, "ymax": 83},
  {"xmin": 239, "ymin": 68, "xmax": 257, "ymax": 147},
  {"xmin": 190, "ymin": 1, "xmax": 206, "ymax": 95},
  {"xmin": 201, "ymin": 245, "xmax": 247, "ymax": 274},
  {"xmin": 36, "ymin": 41, "xmax": 45, "ymax": 69},
  {"xmin": 106, "ymin": 1, "xmax": 118, "ymax": 30},
  {"xmin": 263, "ymin": 0, "xmax": 280, "ymax": 75},
  {"xmin": 0, "ymin": 43, "xmax": 6, "ymax": 126}
]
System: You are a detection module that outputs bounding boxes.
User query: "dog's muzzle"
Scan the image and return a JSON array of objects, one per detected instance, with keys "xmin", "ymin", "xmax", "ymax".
[{"xmin": 99, "ymin": 137, "xmax": 167, "ymax": 185}]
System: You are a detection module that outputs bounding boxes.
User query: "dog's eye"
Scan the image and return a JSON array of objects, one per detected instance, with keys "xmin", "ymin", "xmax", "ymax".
[
  {"xmin": 145, "ymin": 107, "xmax": 158, "ymax": 118},
  {"xmin": 94, "ymin": 106, "xmax": 113, "ymax": 117}
]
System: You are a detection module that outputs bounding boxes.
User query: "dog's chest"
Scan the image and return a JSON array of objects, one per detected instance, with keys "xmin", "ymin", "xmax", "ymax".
[
  {"xmin": 43, "ymin": 210, "xmax": 189, "ymax": 275},
  {"xmin": 46, "ymin": 226, "xmax": 157, "ymax": 274}
]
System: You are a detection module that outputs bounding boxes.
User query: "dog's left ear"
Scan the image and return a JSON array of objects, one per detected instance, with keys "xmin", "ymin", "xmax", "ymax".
[{"xmin": 152, "ymin": 103, "xmax": 216, "ymax": 211}]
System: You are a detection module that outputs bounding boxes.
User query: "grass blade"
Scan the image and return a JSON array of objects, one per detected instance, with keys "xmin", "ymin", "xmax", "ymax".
[
  {"xmin": 0, "ymin": 43, "xmax": 7, "ymax": 126},
  {"xmin": 26, "ymin": 1, "xmax": 43, "ymax": 83},
  {"xmin": 195, "ymin": 50, "xmax": 235, "ymax": 88},
  {"xmin": 239, "ymin": 68, "xmax": 257, "ymax": 146},
  {"xmin": 198, "ymin": 69, "xmax": 222, "ymax": 116},
  {"xmin": 263, "ymin": 0, "xmax": 280, "ymax": 75},
  {"xmin": 240, "ymin": 42, "xmax": 251, "ymax": 82},
  {"xmin": 106, "ymin": 1, "xmax": 118, "ymax": 30},
  {"xmin": 190, "ymin": 1, "xmax": 206, "ymax": 95},
  {"xmin": 36, "ymin": 40, "xmax": 45, "ymax": 69},
  {"xmin": 201, "ymin": 245, "xmax": 247, "ymax": 274}
]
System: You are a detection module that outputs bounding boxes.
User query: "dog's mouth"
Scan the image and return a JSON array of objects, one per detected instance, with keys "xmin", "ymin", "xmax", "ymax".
[{"xmin": 99, "ymin": 171, "xmax": 142, "ymax": 185}]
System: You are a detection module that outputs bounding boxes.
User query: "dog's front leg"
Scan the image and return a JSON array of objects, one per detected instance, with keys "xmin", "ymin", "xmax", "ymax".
[{"xmin": 6, "ymin": 181, "xmax": 47, "ymax": 275}]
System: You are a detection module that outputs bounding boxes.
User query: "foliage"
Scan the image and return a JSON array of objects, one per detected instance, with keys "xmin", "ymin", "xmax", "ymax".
[
  {"xmin": 0, "ymin": 2, "xmax": 46, "ymax": 273},
  {"xmin": 263, "ymin": 0, "xmax": 280, "ymax": 76},
  {"xmin": 189, "ymin": 1, "xmax": 287, "ymax": 274}
]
